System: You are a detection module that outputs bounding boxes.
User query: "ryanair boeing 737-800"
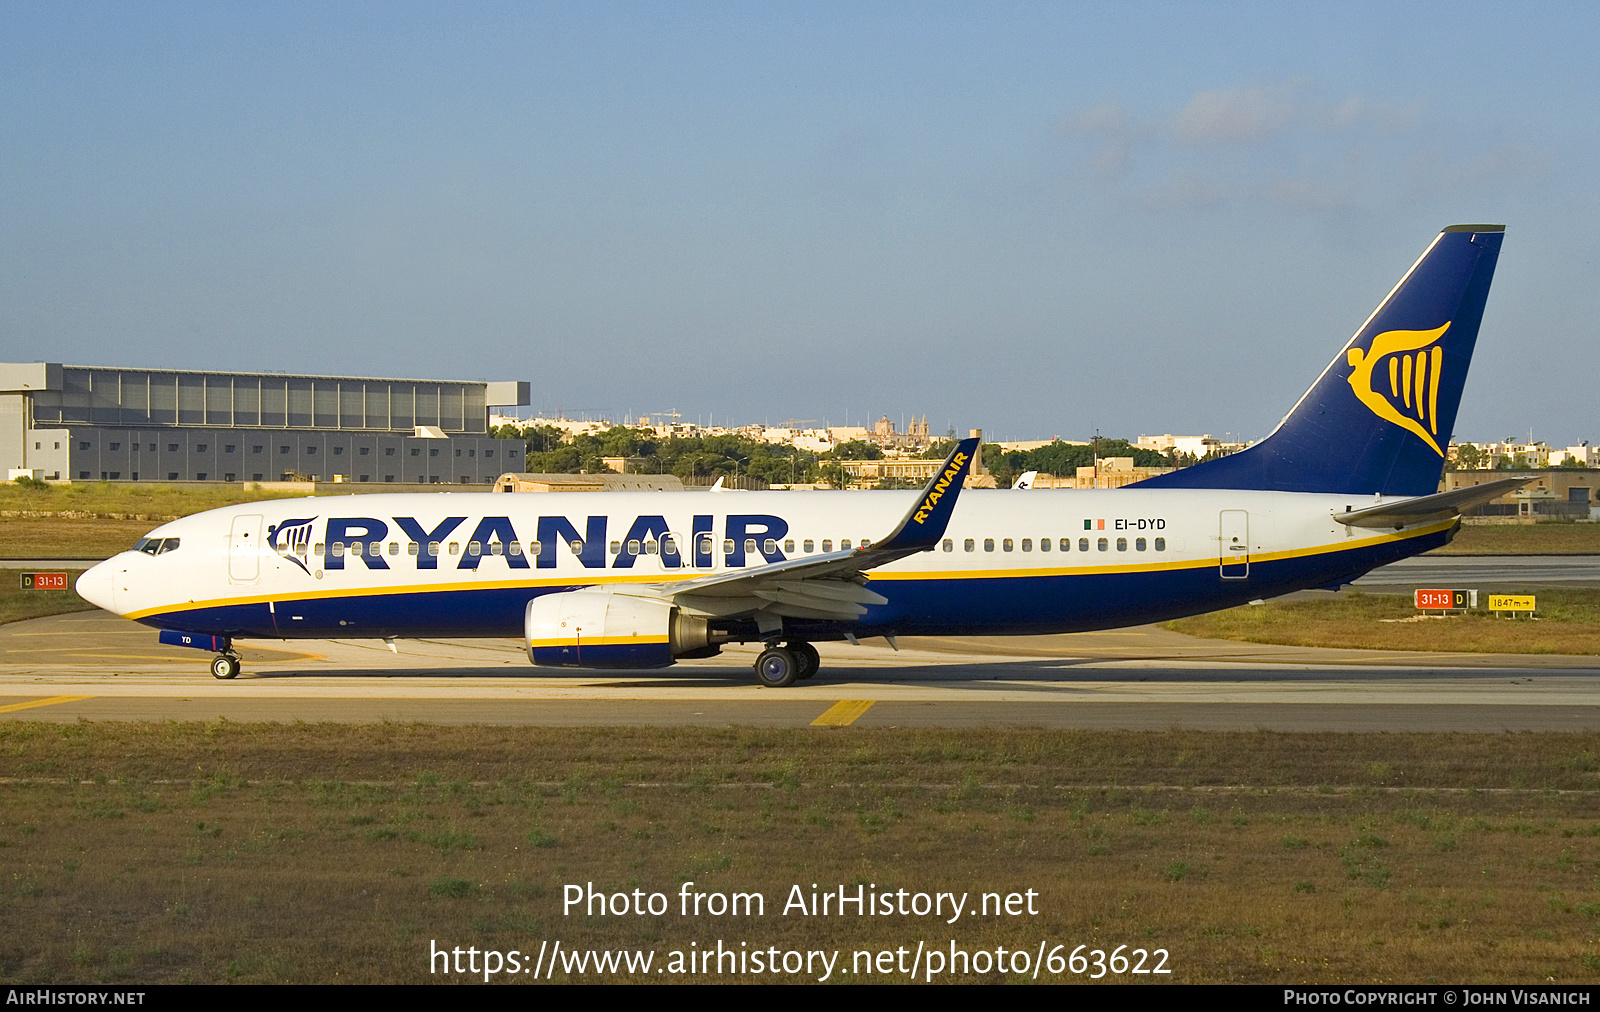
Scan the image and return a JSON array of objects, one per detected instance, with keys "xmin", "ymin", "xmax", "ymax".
[{"xmin": 75, "ymin": 225, "xmax": 1516, "ymax": 687}]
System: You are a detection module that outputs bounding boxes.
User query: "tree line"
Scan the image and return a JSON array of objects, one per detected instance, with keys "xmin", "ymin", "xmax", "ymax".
[{"xmin": 494, "ymin": 424, "xmax": 1189, "ymax": 489}]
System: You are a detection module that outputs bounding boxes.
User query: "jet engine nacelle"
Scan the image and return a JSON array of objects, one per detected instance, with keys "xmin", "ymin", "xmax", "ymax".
[{"xmin": 524, "ymin": 587, "xmax": 717, "ymax": 668}]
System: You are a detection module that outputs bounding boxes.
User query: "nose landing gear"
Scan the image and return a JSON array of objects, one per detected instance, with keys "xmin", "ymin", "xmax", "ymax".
[{"xmin": 210, "ymin": 653, "xmax": 241, "ymax": 680}]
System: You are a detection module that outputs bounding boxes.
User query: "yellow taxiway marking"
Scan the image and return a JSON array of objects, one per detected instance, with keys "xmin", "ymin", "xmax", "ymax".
[
  {"xmin": 0, "ymin": 695, "xmax": 92, "ymax": 714},
  {"xmin": 811, "ymin": 700, "xmax": 876, "ymax": 726}
]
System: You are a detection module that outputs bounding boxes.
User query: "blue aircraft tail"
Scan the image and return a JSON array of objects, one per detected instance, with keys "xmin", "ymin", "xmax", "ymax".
[{"xmin": 1130, "ymin": 225, "xmax": 1504, "ymax": 496}]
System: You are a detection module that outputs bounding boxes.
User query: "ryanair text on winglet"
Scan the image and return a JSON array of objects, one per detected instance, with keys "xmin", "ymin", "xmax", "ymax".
[{"xmin": 912, "ymin": 452, "xmax": 969, "ymax": 526}]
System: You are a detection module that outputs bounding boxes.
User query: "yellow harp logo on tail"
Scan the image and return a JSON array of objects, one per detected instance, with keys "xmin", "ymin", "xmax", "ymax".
[{"xmin": 1344, "ymin": 322, "xmax": 1451, "ymax": 457}]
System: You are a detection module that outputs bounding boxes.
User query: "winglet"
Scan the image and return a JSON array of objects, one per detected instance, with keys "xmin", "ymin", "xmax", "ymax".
[
  {"xmin": 869, "ymin": 437, "xmax": 980, "ymax": 553},
  {"xmin": 1332, "ymin": 476, "xmax": 1534, "ymax": 528}
]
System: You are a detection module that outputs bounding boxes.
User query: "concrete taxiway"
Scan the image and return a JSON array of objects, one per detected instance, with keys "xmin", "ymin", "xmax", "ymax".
[{"xmin": 1, "ymin": 609, "xmax": 1598, "ymax": 731}]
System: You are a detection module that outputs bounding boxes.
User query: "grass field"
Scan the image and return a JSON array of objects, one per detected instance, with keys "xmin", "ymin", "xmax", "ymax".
[
  {"xmin": 1439, "ymin": 523, "xmax": 1600, "ymax": 555},
  {"xmin": 1165, "ymin": 589, "xmax": 1600, "ymax": 655},
  {"xmin": 0, "ymin": 483, "xmax": 304, "ymax": 558},
  {"xmin": 0, "ymin": 519, "xmax": 158, "ymax": 559},
  {"xmin": 1, "ymin": 723, "xmax": 1599, "ymax": 984},
  {"xmin": 0, "ymin": 481, "xmax": 305, "ymax": 519},
  {"xmin": 0, "ymin": 569, "xmax": 93, "ymax": 626}
]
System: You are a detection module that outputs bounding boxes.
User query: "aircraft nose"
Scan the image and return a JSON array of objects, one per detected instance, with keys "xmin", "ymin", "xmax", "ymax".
[{"xmin": 75, "ymin": 560, "xmax": 118, "ymax": 614}]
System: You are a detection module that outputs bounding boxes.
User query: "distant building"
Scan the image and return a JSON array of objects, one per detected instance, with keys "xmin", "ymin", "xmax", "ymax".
[
  {"xmin": 868, "ymin": 414, "xmax": 932, "ymax": 451},
  {"xmin": 1550, "ymin": 443, "xmax": 1597, "ymax": 467},
  {"xmin": 1071, "ymin": 456, "xmax": 1176, "ymax": 489},
  {"xmin": 2, "ymin": 362, "xmax": 528, "ymax": 484},
  {"xmin": 834, "ymin": 457, "xmax": 945, "ymax": 488},
  {"xmin": 494, "ymin": 472, "xmax": 686, "ymax": 493},
  {"xmin": 1450, "ymin": 439, "xmax": 1561, "ymax": 469},
  {"xmin": 1444, "ymin": 470, "xmax": 1595, "ymax": 519},
  {"xmin": 1136, "ymin": 433, "xmax": 1244, "ymax": 459},
  {"xmin": 999, "ymin": 438, "xmax": 1085, "ymax": 452}
]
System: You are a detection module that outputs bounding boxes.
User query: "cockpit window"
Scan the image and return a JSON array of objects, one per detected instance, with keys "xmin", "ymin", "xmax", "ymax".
[{"xmin": 137, "ymin": 537, "xmax": 180, "ymax": 555}]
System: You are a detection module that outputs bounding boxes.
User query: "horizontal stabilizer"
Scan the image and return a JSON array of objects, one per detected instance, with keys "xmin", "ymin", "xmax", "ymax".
[{"xmin": 1332, "ymin": 477, "xmax": 1533, "ymax": 528}]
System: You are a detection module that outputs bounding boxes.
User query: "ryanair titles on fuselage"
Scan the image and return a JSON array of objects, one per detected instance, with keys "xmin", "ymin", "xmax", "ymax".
[{"xmin": 266, "ymin": 513, "xmax": 802, "ymax": 574}]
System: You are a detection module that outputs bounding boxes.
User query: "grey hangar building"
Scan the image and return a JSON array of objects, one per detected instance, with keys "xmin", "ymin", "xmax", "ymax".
[{"xmin": 0, "ymin": 363, "xmax": 529, "ymax": 486}]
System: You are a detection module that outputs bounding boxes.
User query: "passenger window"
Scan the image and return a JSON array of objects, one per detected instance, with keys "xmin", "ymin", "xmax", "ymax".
[
  {"xmin": 763, "ymin": 538, "xmax": 777, "ymax": 554},
  {"xmin": 427, "ymin": 542, "xmax": 439, "ymax": 556},
  {"xmin": 490, "ymin": 541, "xmax": 503, "ymax": 556},
  {"xmin": 1039, "ymin": 538, "xmax": 1049, "ymax": 552},
  {"xmin": 389, "ymin": 542, "xmax": 399, "ymax": 556},
  {"xmin": 609, "ymin": 540, "xmax": 621, "ymax": 555},
  {"xmin": 661, "ymin": 536, "xmax": 677, "ymax": 555},
  {"xmin": 627, "ymin": 540, "xmax": 640, "ymax": 556},
  {"xmin": 314, "ymin": 543, "xmax": 325, "ymax": 556},
  {"xmin": 745, "ymin": 539, "xmax": 758, "ymax": 555},
  {"xmin": 530, "ymin": 541, "xmax": 543, "ymax": 557},
  {"xmin": 821, "ymin": 540, "xmax": 832, "ymax": 552},
  {"xmin": 964, "ymin": 538, "xmax": 975, "ymax": 552},
  {"xmin": 1060, "ymin": 538, "xmax": 1069, "ymax": 551},
  {"xmin": 1098, "ymin": 538, "xmax": 1108, "ymax": 551},
  {"xmin": 1003, "ymin": 538, "xmax": 1013, "ymax": 552},
  {"xmin": 1136, "ymin": 538, "xmax": 1147, "ymax": 551},
  {"xmin": 723, "ymin": 539, "xmax": 734, "ymax": 555},
  {"xmin": 1155, "ymin": 537, "xmax": 1166, "ymax": 551},
  {"xmin": 1116, "ymin": 538, "xmax": 1127, "ymax": 551},
  {"xmin": 1079, "ymin": 538, "xmax": 1089, "ymax": 552},
  {"xmin": 1021, "ymin": 538, "xmax": 1032, "ymax": 552},
  {"xmin": 984, "ymin": 538, "xmax": 995, "ymax": 552},
  {"xmin": 783, "ymin": 539, "xmax": 795, "ymax": 553},
  {"xmin": 448, "ymin": 542, "xmax": 460, "ymax": 555},
  {"xmin": 942, "ymin": 538, "xmax": 952, "ymax": 552},
  {"xmin": 509, "ymin": 541, "xmax": 522, "ymax": 556},
  {"xmin": 803, "ymin": 539, "xmax": 815, "ymax": 553},
  {"xmin": 841, "ymin": 540, "xmax": 851, "ymax": 550},
  {"xmin": 645, "ymin": 540, "xmax": 658, "ymax": 555},
  {"xmin": 860, "ymin": 539, "xmax": 871, "ymax": 548},
  {"xmin": 332, "ymin": 543, "xmax": 345, "ymax": 557},
  {"xmin": 569, "ymin": 540, "xmax": 583, "ymax": 556}
]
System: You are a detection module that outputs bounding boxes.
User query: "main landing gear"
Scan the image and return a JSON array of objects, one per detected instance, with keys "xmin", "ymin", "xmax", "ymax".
[
  {"xmin": 210, "ymin": 653, "xmax": 241, "ymax": 680},
  {"xmin": 753, "ymin": 640, "xmax": 820, "ymax": 688}
]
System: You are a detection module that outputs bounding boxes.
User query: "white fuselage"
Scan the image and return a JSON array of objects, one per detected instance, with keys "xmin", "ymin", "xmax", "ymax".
[{"xmin": 77, "ymin": 487, "xmax": 1449, "ymax": 642}]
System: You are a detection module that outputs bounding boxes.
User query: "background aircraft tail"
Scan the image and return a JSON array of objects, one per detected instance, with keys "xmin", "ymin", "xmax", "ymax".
[{"xmin": 1130, "ymin": 225, "xmax": 1504, "ymax": 496}]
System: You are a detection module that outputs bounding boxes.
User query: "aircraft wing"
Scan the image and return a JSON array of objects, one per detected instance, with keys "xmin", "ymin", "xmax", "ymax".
[
  {"xmin": 1331, "ymin": 477, "xmax": 1534, "ymax": 529},
  {"xmin": 644, "ymin": 437, "xmax": 979, "ymax": 623}
]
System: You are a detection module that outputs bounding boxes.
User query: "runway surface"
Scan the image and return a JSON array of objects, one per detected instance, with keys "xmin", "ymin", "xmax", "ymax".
[
  {"xmin": 3, "ymin": 609, "xmax": 1598, "ymax": 731},
  {"xmin": 1352, "ymin": 554, "xmax": 1600, "ymax": 589}
]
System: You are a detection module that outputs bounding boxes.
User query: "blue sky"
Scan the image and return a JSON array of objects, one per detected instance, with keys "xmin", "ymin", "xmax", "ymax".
[{"xmin": 2, "ymin": 2, "xmax": 1594, "ymax": 444}]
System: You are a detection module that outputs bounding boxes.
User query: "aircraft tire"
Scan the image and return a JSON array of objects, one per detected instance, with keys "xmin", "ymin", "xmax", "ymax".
[
  {"xmin": 754, "ymin": 646, "xmax": 798, "ymax": 688},
  {"xmin": 788, "ymin": 641, "xmax": 820, "ymax": 680},
  {"xmin": 211, "ymin": 654, "xmax": 240, "ymax": 680}
]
